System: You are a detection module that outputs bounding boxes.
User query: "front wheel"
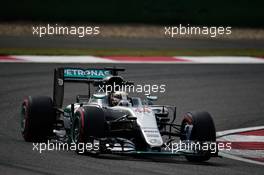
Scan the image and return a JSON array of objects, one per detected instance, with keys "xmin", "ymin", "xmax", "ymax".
[
  {"xmin": 180, "ymin": 111, "xmax": 216, "ymax": 162},
  {"xmin": 72, "ymin": 106, "xmax": 105, "ymax": 154}
]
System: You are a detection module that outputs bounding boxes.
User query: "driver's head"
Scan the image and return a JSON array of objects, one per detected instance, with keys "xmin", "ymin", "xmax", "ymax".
[{"xmin": 111, "ymin": 91, "xmax": 128, "ymax": 106}]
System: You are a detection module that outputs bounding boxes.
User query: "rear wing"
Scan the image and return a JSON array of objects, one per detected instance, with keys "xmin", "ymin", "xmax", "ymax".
[
  {"xmin": 53, "ymin": 67, "xmax": 124, "ymax": 108},
  {"xmin": 63, "ymin": 68, "xmax": 111, "ymax": 82}
]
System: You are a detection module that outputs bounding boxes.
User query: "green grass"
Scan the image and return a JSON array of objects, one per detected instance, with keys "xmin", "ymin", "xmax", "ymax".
[{"xmin": 0, "ymin": 48, "xmax": 263, "ymax": 57}]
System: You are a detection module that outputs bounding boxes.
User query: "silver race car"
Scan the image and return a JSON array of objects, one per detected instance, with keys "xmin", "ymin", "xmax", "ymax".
[{"xmin": 21, "ymin": 67, "xmax": 218, "ymax": 162}]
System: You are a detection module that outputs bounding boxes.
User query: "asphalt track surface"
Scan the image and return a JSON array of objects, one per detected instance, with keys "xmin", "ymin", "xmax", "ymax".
[
  {"xmin": 0, "ymin": 63, "xmax": 263, "ymax": 175},
  {"xmin": 0, "ymin": 36, "xmax": 264, "ymax": 49}
]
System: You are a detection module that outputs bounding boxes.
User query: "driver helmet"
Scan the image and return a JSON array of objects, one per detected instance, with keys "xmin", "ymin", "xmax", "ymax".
[{"xmin": 111, "ymin": 91, "xmax": 128, "ymax": 106}]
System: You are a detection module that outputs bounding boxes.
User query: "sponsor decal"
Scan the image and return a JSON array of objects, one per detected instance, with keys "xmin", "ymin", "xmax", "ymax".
[
  {"xmin": 135, "ymin": 107, "xmax": 152, "ymax": 113},
  {"xmin": 150, "ymin": 139, "xmax": 159, "ymax": 144},
  {"xmin": 144, "ymin": 129, "xmax": 161, "ymax": 139},
  {"xmin": 64, "ymin": 68, "xmax": 110, "ymax": 79},
  {"xmin": 58, "ymin": 78, "xmax": 64, "ymax": 86}
]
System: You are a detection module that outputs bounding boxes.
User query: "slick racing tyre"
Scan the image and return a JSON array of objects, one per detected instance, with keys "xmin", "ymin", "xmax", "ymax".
[
  {"xmin": 72, "ymin": 106, "xmax": 105, "ymax": 154},
  {"xmin": 21, "ymin": 96, "xmax": 56, "ymax": 142},
  {"xmin": 180, "ymin": 111, "xmax": 216, "ymax": 162}
]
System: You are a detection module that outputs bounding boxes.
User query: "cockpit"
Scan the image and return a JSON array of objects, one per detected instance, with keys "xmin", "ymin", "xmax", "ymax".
[
  {"xmin": 88, "ymin": 93, "xmax": 143, "ymax": 108},
  {"xmin": 89, "ymin": 94, "xmax": 109, "ymax": 107}
]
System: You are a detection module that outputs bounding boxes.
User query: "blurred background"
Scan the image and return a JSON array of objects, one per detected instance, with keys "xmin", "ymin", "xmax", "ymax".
[
  {"xmin": 1, "ymin": 0, "xmax": 264, "ymax": 26},
  {"xmin": 0, "ymin": 0, "xmax": 263, "ymax": 56}
]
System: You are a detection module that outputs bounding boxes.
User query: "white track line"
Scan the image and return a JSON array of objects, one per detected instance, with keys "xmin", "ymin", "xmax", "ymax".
[
  {"xmin": 217, "ymin": 135, "xmax": 264, "ymax": 142},
  {"xmin": 216, "ymin": 126, "xmax": 264, "ymax": 137},
  {"xmin": 1, "ymin": 55, "xmax": 264, "ymax": 64},
  {"xmin": 179, "ymin": 56, "xmax": 264, "ymax": 63},
  {"xmin": 216, "ymin": 126, "xmax": 264, "ymax": 166},
  {"xmin": 14, "ymin": 55, "xmax": 117, "ymax": 63}
]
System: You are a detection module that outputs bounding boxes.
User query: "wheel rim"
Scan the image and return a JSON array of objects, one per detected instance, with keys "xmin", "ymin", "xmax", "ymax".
[
  {"xmin": 183, "ymin": 122, "xmax": 193, "ymax": 140},
  {"xmin": 73, "ymin": 117, "xmax": 80, "ymax": 143},
  {"xmin": 181, "ymin": 115, "xmax": 194, "ymax": 141}
]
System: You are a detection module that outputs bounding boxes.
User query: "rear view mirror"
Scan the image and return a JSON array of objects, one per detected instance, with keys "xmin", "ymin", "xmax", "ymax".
[{"xmin": 147, "ymin": 96, "xmax": 158, "ymax": 101}]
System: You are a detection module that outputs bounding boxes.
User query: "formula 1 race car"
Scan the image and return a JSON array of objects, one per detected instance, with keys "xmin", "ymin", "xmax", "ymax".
[{"xmin": 21, "ymin": 67, "xmax": 218, "ymax": 162}]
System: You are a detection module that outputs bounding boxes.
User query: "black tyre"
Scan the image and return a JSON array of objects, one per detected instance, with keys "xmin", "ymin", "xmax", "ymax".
[
  {"xmin": 21, "ymin": 96, "xmax": 56, "ymax": 142},
  {"xmin": 180, "ymin": 111, "xmax": 216, "ymax": 162},
  {"xmin": 72, "ymin": 106, "xmax": 105, "ymax": 154}
]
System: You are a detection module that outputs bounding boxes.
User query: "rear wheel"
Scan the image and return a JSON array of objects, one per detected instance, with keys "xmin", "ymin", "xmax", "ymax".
[
  {"xmin": 72, "ymin": 106, "xmax": 105, "ymax": 154},
  {"xmin": 21, "ymin": 96, "xmax": 56, "ymax": 142},
  {"xmin": 180, "ymin": 111, "xmax": 216, "ymax": 162}
]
